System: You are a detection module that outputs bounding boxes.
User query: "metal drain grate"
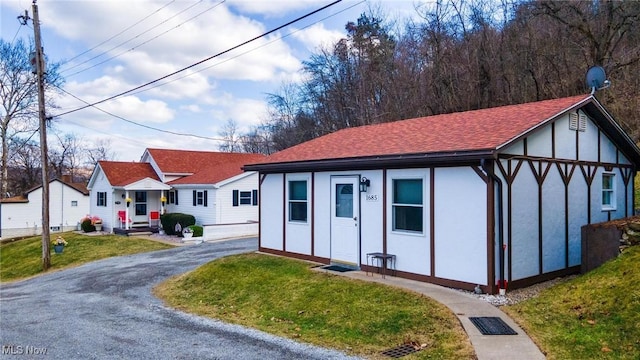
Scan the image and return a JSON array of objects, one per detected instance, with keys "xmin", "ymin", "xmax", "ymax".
[
  {"xmin": 381, "ymin": 344, "xmax": 421, "ymax": 358},
  {"xmin": 469, "ymin": 316, "xmax": 517, "ymax": 335}
]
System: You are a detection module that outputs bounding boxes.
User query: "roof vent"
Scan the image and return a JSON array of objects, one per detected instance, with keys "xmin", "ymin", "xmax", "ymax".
[{"xmin": 569, "ymin": 113, "xmax": 587, "ymax": 132}]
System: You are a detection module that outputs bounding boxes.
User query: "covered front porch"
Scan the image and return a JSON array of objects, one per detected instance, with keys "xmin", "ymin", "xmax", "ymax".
[{"xmin": 114, "ymin": 178, "xmax": 171, "ymax": 232}]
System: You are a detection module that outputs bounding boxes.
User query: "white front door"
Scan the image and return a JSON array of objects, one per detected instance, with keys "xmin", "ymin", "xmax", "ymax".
[{"xmin": 330, "ymin": 176, "xmax": 360, "ymax": 266}]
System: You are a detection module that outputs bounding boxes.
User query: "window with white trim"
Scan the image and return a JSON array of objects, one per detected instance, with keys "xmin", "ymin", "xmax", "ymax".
[
  {"xmin": 288, "ymin": 180, "xmax": 307, "ymax": 222},
  {"xmin": 602, "ymin": 173, "xmax": 616, "ymax": 210},
  {"xmin": 392, "ymin": 179, "xmax": 423, "ymax": 233},
  {"xmin": 168, "ymin": 190, "xmax": 179, "ymax": 204},
  {"xmin": 97, "ymin": 192, "xmax": 107, "ymax": 207}
]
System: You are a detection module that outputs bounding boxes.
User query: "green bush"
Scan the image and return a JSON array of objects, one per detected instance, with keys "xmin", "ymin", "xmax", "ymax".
[
  {"xmin": 188, "ymin": 225, "xmax": 203, "ymax": 237},
  {"xmin": 81, "ymin": 219, "xmax": 95, "ymax": 232},
  {"xmin": 160, "ymin": 213, "xmax": 195, "ymax": 236}
]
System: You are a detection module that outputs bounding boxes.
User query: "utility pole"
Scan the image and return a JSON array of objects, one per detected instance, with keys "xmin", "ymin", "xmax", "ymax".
[{"xmin": 30, "ymin": 1, "xmax": 51, "ymax": 270}]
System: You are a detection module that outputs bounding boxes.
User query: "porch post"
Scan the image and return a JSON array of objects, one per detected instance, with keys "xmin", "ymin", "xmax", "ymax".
[
  {"xmin": 125, "ymin": 191, "xmax": 130, "ymax": 230},
  {"xmin": 160, "ymin": 191, "xmax": 166, "ymax": 214}
]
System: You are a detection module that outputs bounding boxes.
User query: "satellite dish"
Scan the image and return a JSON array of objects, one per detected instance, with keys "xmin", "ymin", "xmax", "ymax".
[{"xmin": 586, "ymin": 66, "xmax": 611, "ymax": 94}]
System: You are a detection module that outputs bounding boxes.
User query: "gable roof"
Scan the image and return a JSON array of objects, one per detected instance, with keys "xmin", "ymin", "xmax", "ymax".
[
  {"xmin": 97, "ymin": 161, "xmax": 160, "ymax": 187},
  {"xmin": 144, "ymin": 148, "xmax": 266, "ymax": 185},
  {"xmin": 245, "ymin": 94, "xmax": 640, "ymax": 172},
  {"xmin": 0, "ymin": 177, "xmax": 88, "ymax": 203}
]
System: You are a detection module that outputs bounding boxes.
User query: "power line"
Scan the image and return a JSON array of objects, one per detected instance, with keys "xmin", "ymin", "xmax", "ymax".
[
  {"xmin": 62, "ymin": 0, "xmax": 176, "ymax": 66},
  {"xmin": 60, "ymin": 0, "xmax": 207, "ymax": 75},
  {"xmin": 52, "ymin": 0, "xmax": 342, "ymax": 118},
  {"xmin": 129, "ymin": 0, "xmax": 365, "ymax": 96},
  {"xmin": 64, "ymin": 0, "xmax": 225, "ymax": 78},
  {"xmin": 54, "ymin": 85, "xmax": 226, "ymax": 142}
]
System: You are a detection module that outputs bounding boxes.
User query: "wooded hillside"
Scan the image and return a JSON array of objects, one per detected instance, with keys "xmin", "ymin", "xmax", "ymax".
[{"xmin": 237, "ymin": 0, "xmax": 640, "ymax": 154}]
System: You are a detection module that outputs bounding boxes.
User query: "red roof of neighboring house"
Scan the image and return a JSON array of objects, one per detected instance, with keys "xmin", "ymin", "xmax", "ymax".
[
  {"xmin": 59, "ymin": 177, "xmax": 89, "ymax": 195},
  {"xmin": 249, "ymin": 94, "xmax": 593, "ymax": 166},
  {"xmin": 147, "ymin": 149, "xmax": 266, "ymax": 173},
  {"xmin": 145, "ymin": 149, "xmax": 266, "ymax": 184},
  {"xmin": 98, "ymin": 161, "xmax": 160, "ymax": 186}
]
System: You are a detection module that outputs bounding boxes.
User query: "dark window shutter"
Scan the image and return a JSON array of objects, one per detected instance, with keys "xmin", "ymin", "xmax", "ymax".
[
  {"xmin": 193, "ymin": 190, "xmax": 197, "ymax": 206},
  {"xmin": 204, "ymin": 190, "xmax": 208, "ymax": 207},
  {"xmin": 233, "ymin": 190, "xmax": 239, "ymax": 206},
  {"xmin": 96, "ymin": 193, "xmax": 100, "ymax": 206},
  {"xmin": 252, "ymin": 190, "xmax": 258, "ymax": 206},
  {"xmin": 175, "ymin": 190, "xmax": 179, "ymax": 205}
]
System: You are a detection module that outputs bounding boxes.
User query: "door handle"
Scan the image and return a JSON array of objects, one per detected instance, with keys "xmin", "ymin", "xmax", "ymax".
[{"xmin": 353, "ymin": 216, "xmax": 358, "ymax": 221}]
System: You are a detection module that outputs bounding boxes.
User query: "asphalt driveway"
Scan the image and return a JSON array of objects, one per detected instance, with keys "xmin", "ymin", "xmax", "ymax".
[{"xmin": 0, "ymin": 238, "xmax": 358, "ymax": 359}]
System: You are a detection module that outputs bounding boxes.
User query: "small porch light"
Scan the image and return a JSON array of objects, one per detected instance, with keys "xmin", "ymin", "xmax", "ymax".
[
  {"xmin": 125, "ymin": 197, "xmax": 132, "ymax": 207},
  {"xmin": 359, "ymin": 177, "xmax": 370, "ymax": 192},
  {"xmin": 160, "ymin": 195, "xmax": 167, "ymax": 206}
]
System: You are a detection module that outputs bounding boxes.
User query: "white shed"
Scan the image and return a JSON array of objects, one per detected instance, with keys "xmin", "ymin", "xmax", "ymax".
[
  {"xmin": 244, "ymin": 94, "xmax": 640, "ymax": 294},
  {"xmin": 0, "ymin": 177, "xmax": 89, "ymax": 239}
]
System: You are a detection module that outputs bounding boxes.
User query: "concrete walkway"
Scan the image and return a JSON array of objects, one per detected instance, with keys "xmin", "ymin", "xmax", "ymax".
[{"xmin": 322, "ymin": 269, "xmax": 546, "ymax": 360}]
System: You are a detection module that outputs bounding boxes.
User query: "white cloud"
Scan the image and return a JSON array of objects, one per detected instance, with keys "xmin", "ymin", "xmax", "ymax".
[
  {"xmin": 291, "ymin": 23, "xmax": 344, "ymax": 52},
  {"xmin": 228, "ymin": 0, "xmax": 331, "ymax": 17}
]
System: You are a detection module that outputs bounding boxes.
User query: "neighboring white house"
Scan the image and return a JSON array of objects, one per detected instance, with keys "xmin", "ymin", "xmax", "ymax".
[
  {"xmin": 0, "ymin": 176, "xmax": 90, "ymax": 239},
  {"xmin": 87, "ymin": 148, "xmax": 266, "ymax": 238},
  {"xmin": 244, "ymin": 94, "xmax": 640, "ymax": 294}
]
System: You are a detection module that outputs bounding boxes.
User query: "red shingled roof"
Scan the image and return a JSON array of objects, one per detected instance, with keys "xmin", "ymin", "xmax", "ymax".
[
  {"xmin": 98, "ymin": 161, "xmax": 160, "ymax": 186},
  {"xmin": 144, "ymin": 149, "xmax": 266, "ymax": 184},
  {"xmin": 257, "ymin": 95, "xmax": 592, "ymax": 165},
  {"xmin": 147, "ymin": 149, "xmax": 266, "ymax": 175}
]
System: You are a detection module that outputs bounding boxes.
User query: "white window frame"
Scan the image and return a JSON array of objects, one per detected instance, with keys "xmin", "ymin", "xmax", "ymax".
[
  {"xmin": 287, "ymin": 177, "xmax": 309, "ymax": 223},
  {"xmin": 391, "ymin": 178, "xmax": 425, "ymax": 234},
  {"xmin": 97, "ymin": 192, "xmax": 107, "ymax": 207},
  {"xmin": 601, "ymin": 172, "xmax": 616, "ymax": 211}
]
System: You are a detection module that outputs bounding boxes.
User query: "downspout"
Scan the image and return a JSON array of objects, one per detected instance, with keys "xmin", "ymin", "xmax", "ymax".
[{"xmin": 481, "ymin": 159, "xmax": 505, "ymax": 293}]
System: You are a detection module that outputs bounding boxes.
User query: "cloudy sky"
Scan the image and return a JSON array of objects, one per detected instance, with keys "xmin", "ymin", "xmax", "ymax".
[{"xmin": 1, "ymin": 0, "xmax": 423, "ymax": 161}]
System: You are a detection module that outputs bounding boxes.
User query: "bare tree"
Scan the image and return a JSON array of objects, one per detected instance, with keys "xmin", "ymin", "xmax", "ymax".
[
  {"xmin": 7, "ymin": 137, "xmax": 41, "ymax": 196},
  {"xmin": 218, "ymin": 119, "xmax": 242, "ymax": 152},
  {"xmin": 0, "ymin": 38, "xmax": 62, "ymax": 197},
  {"xmin": 85, "ymin": 138, "xmax": 115, "ymax": 166}
]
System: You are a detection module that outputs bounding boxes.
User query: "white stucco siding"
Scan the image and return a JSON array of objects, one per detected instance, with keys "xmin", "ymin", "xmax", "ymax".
[
  {"xmin": 568, "ymin": 173, "xmax": 587, "ymax": 267},
  {"xmin": 618, "ymin": 150, "xmax": 631, "ymax": 165},
  {"xmin": 510, "ymin": 164, "xmax": 540, "ymax": 280},
  {"xmin": 433, "ymin": 167, "xmax": 487, "ymax": 285},
  {"xmin": 501, "ymin": 141, "xmax": 524, "ymax": 156},
  {"xmin": 312, "ymin": 173, "xmax": 331, "ymax": 258},
  {"xmin": 541, "ymin": 167, "xmax": 566, "ymax": 273},
  {"xmin": 600, "ymin": 132, "xmax": 617, "ymax": 164},
  {"xmin": 216, "ymin": 173, "xmax": 259, "ymax": 224},
  {"xmin": 590, "ymin": 169, "xmax": 609, "ymax": 224},
  {"xmin": 357, "ymin": 170, "xmax": 384, "ymax": 266},
  {"xmin": 284, "ymin": 173, "xmax": 312, "ymax": 255},
  {"xmin": 260, "ymin": 174, "xmax": 283, "ymax": 251},
  {"xmin": 386, "ymin": 169, "xmax": 431, "ymax": 276},
  {"xmin": 578, "ymin": 112, "xmax": 599, "ymax": 161},
  {"xmin": 554, "ymin": 114, "xmax": 577, "ymax": 160},
  {"xmin": 526, "ymin": 123, "xmax": 553, "ymax": 158}
]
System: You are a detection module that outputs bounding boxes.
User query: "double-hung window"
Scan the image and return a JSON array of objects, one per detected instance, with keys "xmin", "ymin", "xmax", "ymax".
[
  {"xmin": 602, "ymin": 173, "xmax": 615, "ymax": 210},
  {"xmin": 96, "ymin": 192, "xmax": 107, "ymax": 207},
  {"xmin": 288, "ymin": 180, "xmax": 307, "ymax": 222},
  {"xmin": 392, "ymin": 179, "xmax": 423, "ymax": 233}
]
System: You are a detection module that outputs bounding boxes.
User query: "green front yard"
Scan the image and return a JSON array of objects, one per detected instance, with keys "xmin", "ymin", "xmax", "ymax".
[{"xmin": 0, "ymin": 232, "xmax": 173, "ymax": 282}]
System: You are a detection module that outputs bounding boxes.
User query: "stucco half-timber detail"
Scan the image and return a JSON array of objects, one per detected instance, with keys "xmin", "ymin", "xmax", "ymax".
[{"xmin": 246, "ymin": 95, "xmax": 640, "ymax": 294}]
